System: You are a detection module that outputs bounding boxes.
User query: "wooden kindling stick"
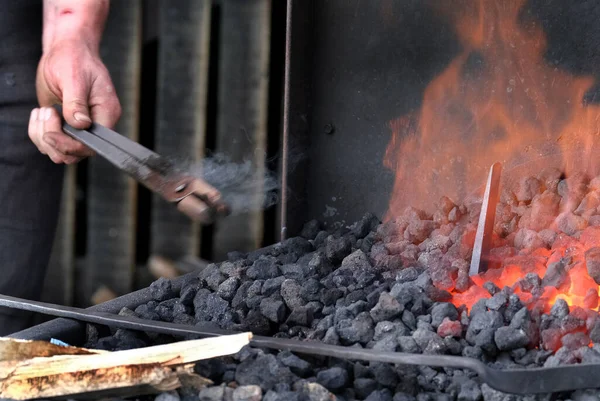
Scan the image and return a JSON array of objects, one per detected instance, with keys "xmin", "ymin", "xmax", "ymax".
[{"xmin": 0, "ymin": 332, "xmax": 251, "ymax": 400}]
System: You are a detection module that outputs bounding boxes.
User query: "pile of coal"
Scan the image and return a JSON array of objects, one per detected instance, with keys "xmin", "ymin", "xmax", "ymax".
[{"xmin": 84, "ymin": 169, "xmax": 600, "ymax": 401}]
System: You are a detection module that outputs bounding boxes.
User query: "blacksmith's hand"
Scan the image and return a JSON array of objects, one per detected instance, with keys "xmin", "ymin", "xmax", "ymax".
[{"xmin": 29, "ymin": 0, "xmax": 120, "ymax": 165}]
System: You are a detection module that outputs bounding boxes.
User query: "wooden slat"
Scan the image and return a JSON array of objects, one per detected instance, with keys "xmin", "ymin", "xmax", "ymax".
[
  {"xmin": 41, "ymin": 165, "xmax": 76, "ymax": 306},
  {"xmin": 84, "ymin": 1, "xmax": 142, "ymax": 300},
  {"xmin": 213, "ymin": 0, "xmax": 272, "ymax": 260},
  {"xmin": 151, "ymin": 0, "xmax": 211, "ymax": 260}
]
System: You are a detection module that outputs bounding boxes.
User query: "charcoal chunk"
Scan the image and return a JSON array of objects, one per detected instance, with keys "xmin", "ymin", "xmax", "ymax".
[
  {"xmin": 562, "ymin": 332, "xmax": 590, "ymax": 350},
  {"xmin": 542, "ymin": 259, "xmax": 570, "ymax": 289},
  {"xmin": 398, "ymin": 336, "xmax": 421, "ymax": 353},
  {"xmin": 370, "ymin": 362, "xmax": 398, "ymax": 387},
  {"xmin": 365, "ymin": 389, "xmax": 393, "ymax": 401},
  {"xmin": 156, "ymin": 299, "xmax": 178, "ymax": 322},
  {"xmin": 235, "ymin": 353, "xmax": 296, "ymax": 391},
  {"xmin": 354, "ymin": 378, "xmax": 378, "ymax": 399},
  {"xmin": 341, "ymin": 249, "xmax": 372, "ymax": 272},
  {"xmin": 550, "ymin": 299, "xmax": 570, "ymax": 319},
  {"xmin": 412, "ymin": 328, "xmax": 438, "ymax": 351},
  {"xmin": 555, "ymin": 211, "xmax": 588, "ymax": 235},
  {"xmin": 135, "ymin": 303, "xmax": 160, "ymax": 321},
  {"xmin": 437, "ymin": 318, "xmax": 462, "ymax": 338},
  {"xmin": 198, "ymin": 386, "xmax": 225, "ymax": 401},
  {"xmin": 494, "ymin": 327, "xmax": 529, "ymax": 351},
  {"xmin": 457, "ymin": 379, "xmax": 481, "ymax": 401},
  {"xmin": 286, "ymin": 306, "xmax": 314, "ymax": 327},
  {"xmin": 466, "ymin": 311, "xmax": 504, "ymax": 347},
  {"xmin": 279, "ymin": 263, "xmax": 309, "ymax": 281},
  {"xmin": 374, "ymin": 320, "xmax": 410, "ymax": 340},
  {"xmin": 243, "ymin": 309, "xmax": 273, "ymax": 336},
  {"xmin": 203, "ymin": 293, "xmax": 229, "ymax": 320},
  {"xmin": 260, "ymin": 298, "xmax": 287, "ymax": 323},
  {"xmin": 325, "ymin": 236, "xmax": 352, "ymax": 263},
  {"xmin": 200, "ymin": 264, "xmax": 226, "ymax": 291},
  {"xmin": 351, "ymin": 212, "xmax": 380, "ymax": 239},
  {"xmin": 295, "ymin": 382, "xmax": 335, "ymax": 401},
  {"xmin": 232, "ymin": 281, "xmax": 253, "ymax": 310},
  {"xmin": 370, "ymin": 292, "xmax": 404, "ymax": 322},
  {"xmin": 218, "ymin": 277, "xmax": 240, "ymax": 301},
  {"xmin": 423, "ymin": 335, "xmax": 447, "ymax": 355},
  {"xmin": 485, "ymin": 293, "xmax": 507, "ymax": 311},
  {"xmin": 282, "ymin": 236, "xmax": 313, "ymax": 254},
  {"xmin": 232, "ymin": 385, "xmax": 262, "ymax": 401},
  {"xmin": 320, "ymin": 288, "xmax": 344, "ymax": 306},
  {"xmin": 150, "ymin": 277, "xmax": 175, "ymax": 302},
  {"xmin": 402, "ymin": 310, "xmax": 417, "ymax": 330},
  {"xmin": 316, "ymin": 367, "xmax": 349, "ymax": 391},
  {"xmin": 262, "ymin": 276, "xmax": 286, "ymax": 296},
  {"xmin": 585, "ymin": 247, "xmax": 600, "ymax": 285},
  {"xmin": 301, "ymin": 278, "xmax": 322, "ymax": 301},
  {"xmin": 336, "ymin": 312, "xmax": 375, "ymax": 345},
  {"xmin": 281, "ymin": 279, "xmax": 306, "ymax": 309},
  {"xmin": 397, "ymin": 267, "xmax": 419, "ymax": 283},
  {"xmin": 431, "ymin": 303, "xmax": 458, "ymax": 329},
  {"xmin": 277, "ymin": 351, "xmax": 313, "ymax": 377},
  {"xmin": 247, "ymin": 256, "xmax": 281, "ymax": 280},
  {"xmin": 308, "ymin": 252, "xmax": 334, "ymax": 277},
  {"xmin": 220, "ymin": 261, "xmax": 245, "ymax": 277},
  {"xmin": 245, "ymin": 280, "xmax": 264, "ymax": 309},
  {"xmin": 590, "ymin": 320, "xmax": 600, "ymax": 343},
  {"xmin": 393, "ymin": 394, "xmax": 416, "ymax": 401}
]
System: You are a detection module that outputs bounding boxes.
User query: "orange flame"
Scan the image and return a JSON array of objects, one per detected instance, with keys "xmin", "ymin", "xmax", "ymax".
[
  {"xmin": 384, "ymin": 0, "xmax": 600, "ymax": 217},
  {"xmin": 384, "ymin": 1, "xmax": 600, "ymax": 314}
]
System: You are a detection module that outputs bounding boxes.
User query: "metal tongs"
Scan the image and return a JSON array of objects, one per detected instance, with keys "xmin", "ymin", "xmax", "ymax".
[{"xmin": 54, "ymin": 105, "xmax": 230, "ymax": 223}]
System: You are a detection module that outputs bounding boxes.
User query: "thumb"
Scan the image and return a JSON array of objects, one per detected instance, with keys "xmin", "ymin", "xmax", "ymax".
[{"xmin": 61, "ymin": 81, "xmax": 93, "ymax": 129}]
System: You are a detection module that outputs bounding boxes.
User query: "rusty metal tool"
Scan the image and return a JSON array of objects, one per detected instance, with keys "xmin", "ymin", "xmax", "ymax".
[
  {"xmin": 469, "ymin": 162, "xmax": 502, "ymax": 276},
  {"xmin": 3, "ymin": 292, "xmax": 600, "ymax": 395},
  {"xmin": 53, "ymin": 105, "xmax": 230, "ymax": 223}
]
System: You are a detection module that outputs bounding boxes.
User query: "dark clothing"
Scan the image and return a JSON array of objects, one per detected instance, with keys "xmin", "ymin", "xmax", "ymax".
[{"xmin": 0, "ymin": 1, "xmax": 64, "ymax": 334}]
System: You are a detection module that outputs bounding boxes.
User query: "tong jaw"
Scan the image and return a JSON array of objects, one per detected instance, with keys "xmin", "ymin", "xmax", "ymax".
[{"xmin": 165, "ymin": 174, "xmax": 231, "ymax": 223}]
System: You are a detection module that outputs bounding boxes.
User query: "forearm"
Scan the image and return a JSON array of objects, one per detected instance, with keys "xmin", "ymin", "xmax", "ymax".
[{"xmin": 42, "ymin": 0, "xmax": 110, "ymax": 54}]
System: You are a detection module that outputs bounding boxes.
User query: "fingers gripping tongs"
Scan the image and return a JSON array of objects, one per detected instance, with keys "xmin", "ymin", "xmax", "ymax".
[{"xmin": 53, "ymin": 105, "xmax": 230, "ymax": 223}]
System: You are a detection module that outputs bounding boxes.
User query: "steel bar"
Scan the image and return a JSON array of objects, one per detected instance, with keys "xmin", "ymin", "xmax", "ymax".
[
  {"xmin": 469, "ymin": 162, "xmax": 502, "ymax": 276},
  {"xmin": 2, "ymin": 293, "xmax": 600, "ymax": 395},
  {"xmin": 279, "ymin": 0, "xmax": 292, "ymax": 241}
]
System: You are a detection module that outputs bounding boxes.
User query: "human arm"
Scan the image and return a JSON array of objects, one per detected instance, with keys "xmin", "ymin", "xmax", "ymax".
[{"xmin": 29, "ymin": 0, "xmax": 121, "ymax": 164}]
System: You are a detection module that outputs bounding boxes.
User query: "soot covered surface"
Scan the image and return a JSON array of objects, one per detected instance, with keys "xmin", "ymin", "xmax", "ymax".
[{"xmin": 84, "ymin": 169, "xmax": 600, "ymax": 401}]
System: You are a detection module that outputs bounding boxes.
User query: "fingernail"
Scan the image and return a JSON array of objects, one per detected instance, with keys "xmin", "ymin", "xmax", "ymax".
[
  {"xmin": 74, "ymin": 112, "xmax": 92, "ymax": 123},
  {"xmin": 30, "ymin": 109, "xmax": 38, "ymax": 122},
  {"xmin": 43, "ymin": 135, "xmax": 56, "ymax": 147},
  {"xmin": 43, "ymin": 108, "xmax": 52, "ymax": 121}
]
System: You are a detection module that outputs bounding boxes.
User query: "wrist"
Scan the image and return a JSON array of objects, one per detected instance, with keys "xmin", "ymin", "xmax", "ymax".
[{"xmin": 43, "ymin": 0, "xmax": 109, "ymax": 54}]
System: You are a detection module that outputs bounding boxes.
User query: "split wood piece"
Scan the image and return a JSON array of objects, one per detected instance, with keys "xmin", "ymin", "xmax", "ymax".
[
  {"xmin": 0, "ymin": 337, "xmax": 104, "ymax": 362},
  {"xmin": 0, "ymin": 332, "xmax": 251, "ymax": 400}
]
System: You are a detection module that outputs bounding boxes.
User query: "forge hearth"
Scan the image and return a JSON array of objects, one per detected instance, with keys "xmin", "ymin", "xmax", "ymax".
[{"xmin": 67, "ymin": 168, "xmax": 600, "ymax": 401}]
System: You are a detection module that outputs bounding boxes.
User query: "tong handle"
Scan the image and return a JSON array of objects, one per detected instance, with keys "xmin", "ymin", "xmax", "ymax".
[{"xmin": 52, "ymin": 104, "xmax": 230, "ymax": 224}]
